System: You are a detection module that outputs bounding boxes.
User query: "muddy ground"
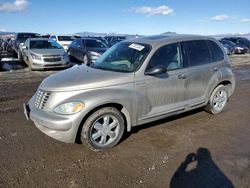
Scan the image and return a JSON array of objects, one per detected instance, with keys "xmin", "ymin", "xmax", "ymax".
[{"xmin": 0, "ymin": 53, "xmax": 250, "ymax": 188}]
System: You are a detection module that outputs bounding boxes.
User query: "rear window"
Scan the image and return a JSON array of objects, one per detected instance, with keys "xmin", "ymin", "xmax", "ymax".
[
  {"xmin": 85, "ymin": 39, "xmax": 107, "ymax": 48},
  {"xmin": 206, "ymin": 40, "xmax": 224, "ymax": 62},
  {"xmin": 184, "ymin": 40, "xmax": 212, "ymax": 67}
]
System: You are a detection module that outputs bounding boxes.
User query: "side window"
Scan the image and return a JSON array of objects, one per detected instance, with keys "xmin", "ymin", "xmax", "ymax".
[
  {"xmin": 184, "ymin": 40, "xmax": 212, "ymax": 67},
  {"xmin": 147, "ymin": 43, "xmax": 183, "ymax": 71},
  {"xmin": 206, "ymin": 40, "xmax": 224, "ymax": 62}
]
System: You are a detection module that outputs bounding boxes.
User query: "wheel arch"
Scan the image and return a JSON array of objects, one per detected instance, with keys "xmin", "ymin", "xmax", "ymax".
[
  {"xmin": 75, "ymin": 102, "xmax": 131, "ymax": 143},
  {"xmin": 215, "ymin": 80, "xmax": 233, "ymax": 95}
]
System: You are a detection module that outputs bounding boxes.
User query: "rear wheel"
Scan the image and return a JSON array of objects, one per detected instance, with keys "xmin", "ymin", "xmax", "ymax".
[
  {"xmin": 205, "ymin": 85, "xmax": 229, "ymax": 114},
  {"xmin": 80, "ymin": 107, "xmax": 125, "ymax": 151}
]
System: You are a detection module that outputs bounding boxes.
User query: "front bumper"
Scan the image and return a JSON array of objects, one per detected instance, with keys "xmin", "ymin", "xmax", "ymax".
[
  {"xmin": 23, "ymin": 100, "xmax": 82, "ymax": 143},
  {"xmin": 31, "ymin": 56, "xmax": 70, "ymax": 70}
]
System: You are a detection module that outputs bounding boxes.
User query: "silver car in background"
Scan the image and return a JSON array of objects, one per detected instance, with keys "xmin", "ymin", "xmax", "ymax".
[
  {"xmin": 21, "ymin": 38, "xmax": 70, "ymax": 70},
  {"xmin": 24, "ymin": 34, "xmax": 235, "ymax": 150}
]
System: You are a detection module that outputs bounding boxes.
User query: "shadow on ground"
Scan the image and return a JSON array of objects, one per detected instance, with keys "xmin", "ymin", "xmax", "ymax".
[{"xmin": 170, "ymin": 148, "xmax": 234, "ymax": 188}]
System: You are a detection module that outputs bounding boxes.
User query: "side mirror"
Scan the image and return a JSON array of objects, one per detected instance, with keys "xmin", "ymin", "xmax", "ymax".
[{"xmin": 145, "ymin": 65, "xmax": 167, "ymax": 76}]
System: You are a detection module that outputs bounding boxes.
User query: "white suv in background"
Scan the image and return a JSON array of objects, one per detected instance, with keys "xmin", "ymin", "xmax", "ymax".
[{"xmin": 49, "ymin": 35, "xmax": 75, "ymax": 51}]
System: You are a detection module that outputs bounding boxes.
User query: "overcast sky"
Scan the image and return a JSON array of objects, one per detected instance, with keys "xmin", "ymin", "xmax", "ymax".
[{"xmin": 0, "ymin": 0, "xmax": 250, "ymax": 35}]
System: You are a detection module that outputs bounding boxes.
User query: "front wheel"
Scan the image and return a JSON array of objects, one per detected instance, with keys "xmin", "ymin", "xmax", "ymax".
[
  {"xmin": 205, "ymin": 85, "xmax": 229, "ymax": 114},
  {"xmin": 80, "ymin": 107, "xmax": 125, "ymax": 151}
]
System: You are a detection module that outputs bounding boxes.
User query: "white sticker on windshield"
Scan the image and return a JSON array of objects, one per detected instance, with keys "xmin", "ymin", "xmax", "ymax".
[{"xmin": 129, "ymin": 43, "xmax": 145, "ymax": 51}]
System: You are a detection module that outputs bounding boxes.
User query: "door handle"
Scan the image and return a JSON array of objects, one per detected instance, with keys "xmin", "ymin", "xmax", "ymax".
[{"xmin": 177, "ymin": 74, "xmax": 187, "ymax": 79}]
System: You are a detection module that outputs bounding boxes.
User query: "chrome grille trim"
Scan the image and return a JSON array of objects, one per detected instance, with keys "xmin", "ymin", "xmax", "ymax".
[
  {"xmin": 43, "ymin": 57, "xmax": 62, "ymax": 62},
  {"xmin": 42, "ymin": 54, "xmax": 61, "ymax": 58},
  {"xmin": 35, "ymin": 90, "xmax": 51, "ymax": 110}
]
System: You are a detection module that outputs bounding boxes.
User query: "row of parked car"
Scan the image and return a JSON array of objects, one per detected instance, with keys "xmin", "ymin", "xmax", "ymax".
[
  {"xmin": 0, "ymin": 32, "xmax": 126, "ymax": 70},
  {"xmin": 1, "ymin": 32, "xmax": 250, "ymax": 71}
]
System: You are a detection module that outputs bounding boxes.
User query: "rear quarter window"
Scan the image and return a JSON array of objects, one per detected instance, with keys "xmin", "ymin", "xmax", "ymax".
[
  {"xmin": 206, "ymin": 40, "xmax": 224, "ymax": 62},
  {"xmin": 184, "ymin": 40, "xmax": 212, "ymax": 67}
]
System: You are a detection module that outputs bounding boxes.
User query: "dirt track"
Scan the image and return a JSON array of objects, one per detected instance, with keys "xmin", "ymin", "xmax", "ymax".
[{"xmin": 0, "ymin": 54, "xmax": 250, "ymax": 188}]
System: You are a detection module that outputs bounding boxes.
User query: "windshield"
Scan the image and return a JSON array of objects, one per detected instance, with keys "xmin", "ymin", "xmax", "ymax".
[
  {"xmin": 58, "ymin": 36, "xmax": 75, "ymax": 41},
  {"xmin": 85, "ymin": 39, "xmax": 107, "ymax": 48},
  {"xmin": 92, "ymin": 42, "xmax": 150, "ymax": 72},
  {"xmin": 30, "ymin": 40, "xmax": 62, "ymax": 49}
]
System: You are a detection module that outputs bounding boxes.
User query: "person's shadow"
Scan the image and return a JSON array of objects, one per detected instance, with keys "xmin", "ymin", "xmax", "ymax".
[{"xmin": 170, "ymin": 148, "xmax": 234, "ymax": 188}]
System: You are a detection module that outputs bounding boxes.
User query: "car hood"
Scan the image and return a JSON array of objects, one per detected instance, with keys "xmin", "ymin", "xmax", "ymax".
[
  {"xmin": 39, "ymin": 65, "xmax": 134, "ymax": 92},
  {"xmin": 31, "ymin": 49, "xmax": 65, "ymax": 55}
]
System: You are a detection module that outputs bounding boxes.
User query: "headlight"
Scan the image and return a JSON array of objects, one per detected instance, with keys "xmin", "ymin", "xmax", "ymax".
[
  {"xmin": 30, "ymin": 52, "xmax": 42, "ymax": 60},
  {"xmin": 54, "ymin": 102, "xmax": 85, "ymax": 115},
  {"xmin": 89, "ymin": 51, "xmax": 101, "ymax": 57}
]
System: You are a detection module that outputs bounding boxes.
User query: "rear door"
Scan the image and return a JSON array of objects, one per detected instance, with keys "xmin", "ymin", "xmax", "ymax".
[{"xmin": 183, "ymin": 40, "xmax": 222, "ymax": 105}]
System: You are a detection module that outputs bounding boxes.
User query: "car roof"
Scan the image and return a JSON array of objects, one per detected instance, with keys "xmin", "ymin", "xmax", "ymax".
[{"xmin": 126, "ymin": 34, "xmax": 216, "ymax": 47}]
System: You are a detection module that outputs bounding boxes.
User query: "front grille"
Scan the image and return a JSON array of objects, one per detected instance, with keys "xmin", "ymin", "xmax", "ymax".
[
  {"xmin": 42, "ymin": 54, "xmax": 61, "ymax": 58},
  {"xmin": 35, "ymin": 90, "xmax": 51, "ymax": 110},
  {"xmin": 43, "ymin": 57, "xmax": 62, "ymax": 62},
  {"xmin": 44, "ymin": 63, "xmax": 63, "ymax": 67}
]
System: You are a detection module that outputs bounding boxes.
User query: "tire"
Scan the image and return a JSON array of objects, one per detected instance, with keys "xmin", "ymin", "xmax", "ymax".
[
  {"xmin": 80, "ymin": 107, "xmax": 125, "ymax": 151},
  {"xmin": 205, "ymin": 85, "xmax": 229, "ymax": 115}
]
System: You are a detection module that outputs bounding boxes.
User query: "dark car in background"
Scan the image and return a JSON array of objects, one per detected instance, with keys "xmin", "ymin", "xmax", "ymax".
[
  {"xmin": 222, "ymin": 37, "xmax": 250, "ymax": 51},
  {"xmin": 219, "ymin": 39, "xmax": 249, "ymax": 54},
  {"xmin": 68, "ymin": 38, "xmax": 108, "ymax": 64},
  {"xmin": 105, "ymin": 36, "xmax": 126, "ymax": 47},
  {"xmin": 13, "ymin": 32, "xmax": 41, "ymax": 59}
]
